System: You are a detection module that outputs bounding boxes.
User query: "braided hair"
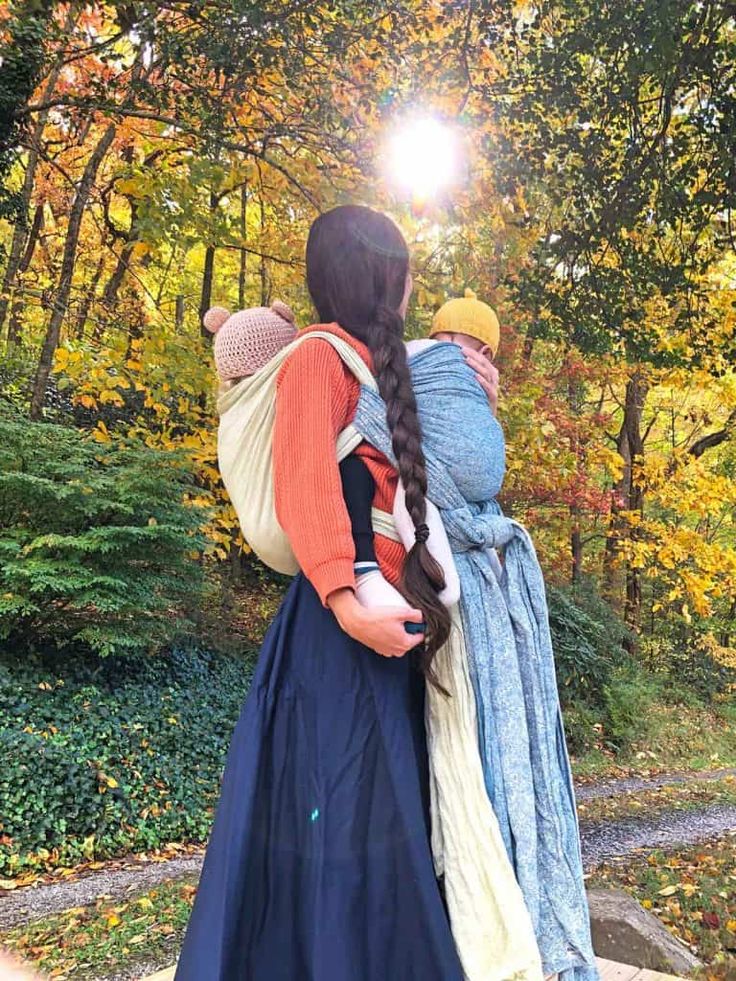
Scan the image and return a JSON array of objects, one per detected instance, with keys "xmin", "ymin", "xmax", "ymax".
[{"xmin": 306, "ymin": 205, "xmax": 451, "ymax": 689}]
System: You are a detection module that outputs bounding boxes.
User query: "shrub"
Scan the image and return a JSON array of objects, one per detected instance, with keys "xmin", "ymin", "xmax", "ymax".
[
  {"xmin": 547, "ymin": 578, "xmax": 631, "ymax": 709},
  {"xmin": 0, "ymin": 644, "xmax": 254, "ymax": 875},
  {"xmin": 561, "ymin": 700, "xmax": 602, "ymax": 757},
  {"xmin": 640, "ymin": 629, "xmax": 736, "ymax": 700},
  {"xmin": 602, "ymin": 661, "xmax": 664, "ymax": 751},
  {"xmin": 0, "ymin": 414, "xmax": 207, "ymax": 656}
]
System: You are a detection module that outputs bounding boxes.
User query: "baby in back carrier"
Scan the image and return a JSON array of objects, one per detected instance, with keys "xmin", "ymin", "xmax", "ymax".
[{"xmin": 204, "ymin": 300, "xmax": 456, "ymax": 610}]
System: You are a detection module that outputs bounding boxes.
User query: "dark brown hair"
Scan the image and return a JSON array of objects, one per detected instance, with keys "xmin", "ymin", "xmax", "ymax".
[{"xmin": 306, "ymin": 204, "xmax": 450, "ymax": 688}]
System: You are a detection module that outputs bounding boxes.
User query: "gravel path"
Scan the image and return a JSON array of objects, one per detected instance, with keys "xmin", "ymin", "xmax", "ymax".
[
  {"xmin": 3, "ymin": 771, "xmax": 736, "ymax": 941},
  {"xmin": 580, "ymin": 801, "xmax": 736, "ymax": 868},
  {"xmin": 575, "ymin": 766, "xmax": 736, "ymax": 801},
  {"xmin": 0, "ymin": 855, "xmax": 203, "ymax": 932}
]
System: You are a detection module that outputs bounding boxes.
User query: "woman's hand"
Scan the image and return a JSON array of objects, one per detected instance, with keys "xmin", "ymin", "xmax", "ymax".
[
  {"xmin": 463, "ymin": 347, "xmax": 499, "ymax": 414},
  {"xmin": 327, "ymin": 588, "xmax": 425, "ymax": 657},
  {"xmin": 0, "ymin": 951, "xmax": 41, "ymax": 980}
]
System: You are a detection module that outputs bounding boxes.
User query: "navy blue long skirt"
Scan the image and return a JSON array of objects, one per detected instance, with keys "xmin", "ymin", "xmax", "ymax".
[{"xmin": 174, "ymin": 574, "xmax": 463, "ymax": 981}]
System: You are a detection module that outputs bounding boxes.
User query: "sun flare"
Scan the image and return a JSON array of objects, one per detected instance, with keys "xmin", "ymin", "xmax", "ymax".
[{"xmin": 385, "ymin": 116, "xmax": 459, "ymax": 203}]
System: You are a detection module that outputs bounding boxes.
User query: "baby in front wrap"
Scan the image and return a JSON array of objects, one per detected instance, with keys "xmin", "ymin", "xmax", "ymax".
[
  {"xmin": 392, "ymin": 287, "xmax": 506, "ymax": 581},
  {"xmin": 348, "ymin": 287, "xmax": 506, "ymax": 606}
]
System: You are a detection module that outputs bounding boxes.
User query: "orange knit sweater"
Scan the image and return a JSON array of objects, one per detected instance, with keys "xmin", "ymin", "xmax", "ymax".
[{"xmin": 273, "ymin": 323, "xmax": 405, "ymax": 605}]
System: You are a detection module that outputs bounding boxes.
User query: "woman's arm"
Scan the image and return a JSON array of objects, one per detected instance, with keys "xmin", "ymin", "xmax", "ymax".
[
  {"xmin": 274, "ymin": 340, "xmax": 356, "ymax": 605},
  {"xmin": 327, "ymin": 588, "xmax": 424, "ymax": 658},
  {"xmin": 274, "ymin": 339, "xmax": 423, "ymax": 657}
]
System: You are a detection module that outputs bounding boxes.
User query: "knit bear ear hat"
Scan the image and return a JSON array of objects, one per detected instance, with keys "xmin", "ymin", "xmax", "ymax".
[{"xmin": 203, "ymin": 300, "xmax": 298, "ymax": 381}]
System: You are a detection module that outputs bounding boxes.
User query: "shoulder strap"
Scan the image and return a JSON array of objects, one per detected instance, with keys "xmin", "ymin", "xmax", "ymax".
[
  {"xmin": 217, "ymin": 329, "xmax": 377, "ymax": 416},
  {"xmin": 305, "ymin": 330, "xmax": 378, "ymax": 390}
]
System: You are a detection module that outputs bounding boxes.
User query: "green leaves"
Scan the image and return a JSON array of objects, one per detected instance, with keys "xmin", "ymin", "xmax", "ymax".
[
  {"xmin": 0, "ymin": 0, "xmax": 55, "ymax": 223},
  {"xmin": 0, "ymin": 644, "xmax": 253, "ymax": 878},
  {"xmin": 478, "ymin": 0, "xmax": 736, "ymax": 363},
  {"xmin": 0, "ymin": 415, "xmax": 207, "ymax": 656},
  {"xmin": 548, "ymin": 578, "xmax": 632, "ymax": 706}
]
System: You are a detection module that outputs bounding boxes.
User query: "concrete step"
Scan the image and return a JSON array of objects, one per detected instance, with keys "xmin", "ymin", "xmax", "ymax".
[
  {"xmin": 140, "ymin": 957, "xmax": 684, "ymax": 981},
  {"xmin": 596, "ymin": 957, "xmax": 684, "ymax": 980}
]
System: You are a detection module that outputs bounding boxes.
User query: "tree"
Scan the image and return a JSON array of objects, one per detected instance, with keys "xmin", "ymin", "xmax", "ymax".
[
  {"xmin": 29, "ymin": 121, "xmax": 116, "ymax": 418},
  {"xmin": 0, "ymin": 0, "xmax": 60, "ymax": 333},
  {"xmin": 464, "ymin": 1, "xmax": 736, "ymax": 630}
]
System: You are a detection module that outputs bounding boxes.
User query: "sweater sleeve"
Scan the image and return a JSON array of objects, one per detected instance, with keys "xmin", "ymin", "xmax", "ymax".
[{"xmin": 273, "ymin": 339, "xmax": 357, "ymax": 605}]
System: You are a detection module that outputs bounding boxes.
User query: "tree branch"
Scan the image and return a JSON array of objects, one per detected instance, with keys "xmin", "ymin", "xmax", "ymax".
[{"xmin": 689, "ymin": 408, "xmax": 736, "ymax": 457}]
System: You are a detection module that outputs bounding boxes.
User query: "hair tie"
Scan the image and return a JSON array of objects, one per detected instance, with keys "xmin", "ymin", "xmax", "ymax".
[{"xmin": 414, "ymin": 522, "xmax": 430, "ymax": 545}]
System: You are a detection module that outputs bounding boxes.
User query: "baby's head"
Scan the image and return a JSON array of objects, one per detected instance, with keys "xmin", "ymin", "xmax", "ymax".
[
  {"xmin": 204, "ymin": 301, "xmax": 297, "ymax": 383},
  {"xmin": 429, "ymin": 288, "xmax": 500, "ymax": 361}
]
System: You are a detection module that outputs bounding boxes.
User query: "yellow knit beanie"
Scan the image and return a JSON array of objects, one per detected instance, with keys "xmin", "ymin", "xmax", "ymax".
[{"xmin": 429, "ymin": 288, "xmax": 500, "ymax": 357}]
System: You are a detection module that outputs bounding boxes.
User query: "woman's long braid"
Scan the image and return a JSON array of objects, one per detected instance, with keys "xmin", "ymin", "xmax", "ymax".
[
  {"xmin": 305, "ymin": 203, "xmax": 452, "ymax": 690},
  {"xmin": 362, "ymin": 305, "xmax": 452, "ymax": 691}
]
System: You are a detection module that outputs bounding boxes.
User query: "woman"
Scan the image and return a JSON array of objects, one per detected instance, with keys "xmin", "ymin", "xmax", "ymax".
[{"xmin": 174, "ymin": 206, "xmax": 488, "ymax": 980}]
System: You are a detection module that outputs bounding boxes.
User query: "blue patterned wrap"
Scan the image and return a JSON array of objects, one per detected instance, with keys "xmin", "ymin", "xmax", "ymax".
[{"xmin": 353, "ymin": 341, "xmax": 599, "ymax": 980}]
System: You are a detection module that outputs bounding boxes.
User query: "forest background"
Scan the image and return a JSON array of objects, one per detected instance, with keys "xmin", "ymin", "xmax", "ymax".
[{"xmin": 1, "ymin": 0, "xmax": 736, "ymax": 885}]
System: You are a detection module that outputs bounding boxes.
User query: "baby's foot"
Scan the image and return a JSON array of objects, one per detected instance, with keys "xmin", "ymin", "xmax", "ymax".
[{"xmin": 354, "ymin": 564, "xmax": 406, "ymax": 608}]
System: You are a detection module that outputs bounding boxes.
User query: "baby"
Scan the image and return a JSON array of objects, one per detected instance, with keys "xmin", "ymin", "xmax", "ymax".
[
  {"xmin": 408, "ymin": 287, "xmax": 499, "ymax": 360},
  {"xmin": 203, "ymin": 301, "xmax": 298, "ymax": 388},
  {"xmin": 392, "ymin": 288, "xmax": 505, "ymax": 582}
]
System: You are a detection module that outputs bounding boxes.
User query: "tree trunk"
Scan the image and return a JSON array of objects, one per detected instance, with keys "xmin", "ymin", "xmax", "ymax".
[
  {"xmin": 603, "ymin": 372, "xmax": 648, "ymax": 636},
  {"xmin": 175, "ymin": 294, "xmax": 184, "ymax": 329},
  {"xmin": 259, "ymin": 193, "xmax": 269, "ymax": 305},
  {"xmin": 0, "ymin": 48, "xmax": 67, "ymax": 340},
  {"xmin": 6, "ymin": 201, "xmax": 44, "ymax": 345},
  {"xmin": 623, "ymin": 373, "xmax": 647, "ymax": 635},
  {"xmin": 101, "ymin": 239, "xmax": 134, "ymax": 309},
  {"xmin": 93, "ymin": 145, "xmax": 138, "ymax": 341},
  {"xmin": 1, "ymin": 215, "xmax": 31, "ymax": 338},
  {"xmin": 199, "ymin": 245, "xmax": 215, "ymax": 335},
  {"xmin": 199, "ymin": 188, "xmax": 218, "ymax": 337},
  {"xmin": 721, "ymin": 598, "xmax": 736, "ymax": 649},
  {"xmin": 521, "ymin": 334, "xmax": 534, "ymax": 364},
  {"xmin": 238, "ymin": 183, "xmax": 247, "ymax": 308},
  {"xmin": 570, "ymin": 516, "xmax": 583, "ymax": 584},
  {"xmin": 19, "ymin": 202, "xmax": 43, "ymax": 271},
  {"xmin": 566, "ymin": 354, "xmax": 584, "ymax": 583},
  {"xmin": 603, "ymin": 419, "xmax": 630, "ymax": 604},
  {"xmin": 30, "ymin": 122, "xmax": 116, "ymax": 419},
  {"xmin": 74, "ymin": 252, "xmax": 106, "ymax": 338}
]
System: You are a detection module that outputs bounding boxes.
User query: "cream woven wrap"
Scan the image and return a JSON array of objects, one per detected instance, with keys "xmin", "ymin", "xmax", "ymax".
[
  {"xmin": 427, "ymin": 607, "xmax": 543, "ymax": 981},
  {"xmin": 216, "ymin": 330, "xmax": 397, "ymax": 575}
]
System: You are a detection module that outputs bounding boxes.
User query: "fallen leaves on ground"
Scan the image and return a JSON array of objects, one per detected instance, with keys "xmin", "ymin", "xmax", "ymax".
[
  {"xmin": 0, "ymin": 841, "xmax": 205, "ymax": 891},
  {"xmin": 0, "ymin": 879, "xmax": 197, "ymax": 979},
  {"xmin": 577, "ymin": 774, "xmax": 736, "ymax": 825},
  {"xmin": 589, "ymin": 832, "xmax": 736, "ymax": 976}
]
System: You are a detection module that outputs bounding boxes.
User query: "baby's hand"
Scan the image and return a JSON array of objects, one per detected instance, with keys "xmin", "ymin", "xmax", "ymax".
[{"xmin": 463, "ymin": 347, "xmax": 499, "ymax": 413}]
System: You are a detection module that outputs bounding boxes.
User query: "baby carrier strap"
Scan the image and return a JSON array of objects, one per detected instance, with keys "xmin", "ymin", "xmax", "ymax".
[{"xmin": 216, "ymin": 331, "xmax": 397, "ymax": 575}]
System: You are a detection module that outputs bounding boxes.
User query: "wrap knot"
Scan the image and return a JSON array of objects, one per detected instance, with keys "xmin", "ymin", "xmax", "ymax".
[{"xmin": 444, "ymin": 509, "xmax": 517, "ymax": 553}]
